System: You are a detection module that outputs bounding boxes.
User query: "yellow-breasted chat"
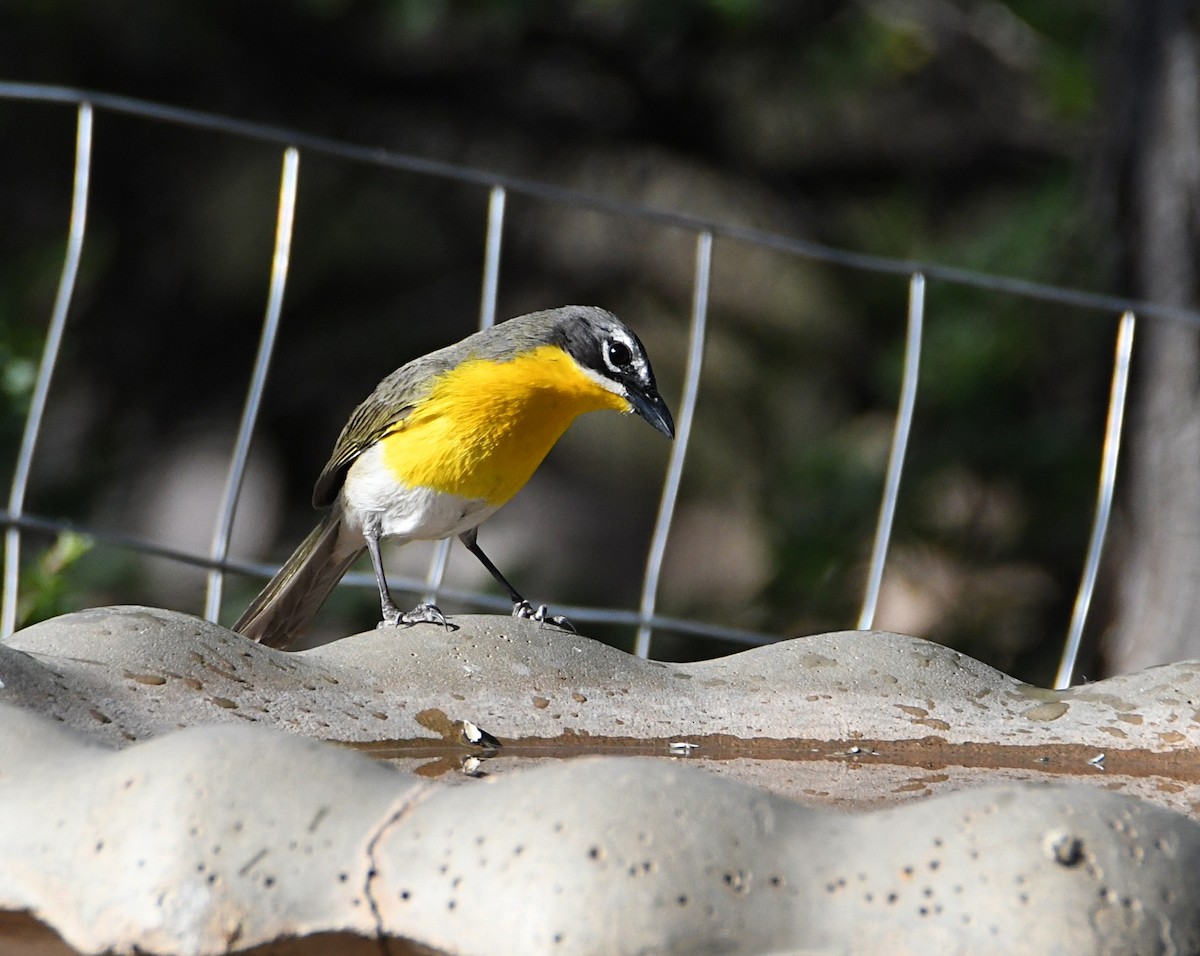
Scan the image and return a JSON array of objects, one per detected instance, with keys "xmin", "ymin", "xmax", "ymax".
[{"xmin": 234, "ymin": 305, "xmax": 674, "ymax": 648}]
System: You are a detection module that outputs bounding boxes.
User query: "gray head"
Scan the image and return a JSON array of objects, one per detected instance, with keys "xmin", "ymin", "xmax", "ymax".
[{"xmin": 527, "ymin": 305, "xmax": 675, "ymax": 439}]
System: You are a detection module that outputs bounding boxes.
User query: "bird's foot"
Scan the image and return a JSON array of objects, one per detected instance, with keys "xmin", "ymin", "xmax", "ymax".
[
  {"xmin": 512, "ymin": 600, "xmax": 575, "ymax": 632},
  {"xmin": 378, "ymin": 601, "xmax": 450, "ymax": 631}
]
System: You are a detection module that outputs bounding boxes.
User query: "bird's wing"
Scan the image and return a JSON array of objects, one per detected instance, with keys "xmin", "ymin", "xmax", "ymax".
[
  {"xmin": 308, "ymin": 322, "xmax": 537, "ymax": 509},
  {"xmin": 311, "ymin": 360, "xmax": 443, "ymax": 508}
]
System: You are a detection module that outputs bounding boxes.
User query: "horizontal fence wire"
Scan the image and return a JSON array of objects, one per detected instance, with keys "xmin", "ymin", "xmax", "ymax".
[
  {"xmin": 0, "ymin": 81, "xmax": 1168, "ymax": 658},
  {"xmin": 2, "ymin": 81, "xmax": 1197, "ymax": 324}
]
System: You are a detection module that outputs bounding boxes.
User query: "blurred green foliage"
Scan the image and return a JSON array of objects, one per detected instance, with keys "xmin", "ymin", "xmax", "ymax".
[{"xmin": 15, "ymin": 531, "xmax": 92, "ymax": 627}]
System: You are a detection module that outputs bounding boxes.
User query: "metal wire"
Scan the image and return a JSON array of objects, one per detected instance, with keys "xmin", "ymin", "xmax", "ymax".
[
  {"xmin": 1, "ymin": 81, "xmax": 1197, "ymax": 328},
  {"xmin": 0, "ymin": 85, "xmax": 1175, "ymax": 663},
  {"xmin": 634, "ymin": 232, "xmax": 712, "ymax": 658},
  {"xmin": 204, "ymin": 147, "xmax": 299, "ymax": 622},
  {"xmin": 2, "ymin": 102, "xmax": 93, "ymax": 639},
  {"xmin": 1055, "ymin": 311, "xmax": 1136, "ymax": 688},
  {"xmin": 479, "ymin": 185, "xmax": 506, "ymax": 331},
  {"xmin": 858, "ymin": 274, "xmax": 925, "ymax": 630},
  {"xmin": 0, "ymin": 507, "xmax": 782, "ymax": 646},
  {"xmin": 423, "ymin": 183, "xmax": 508, "ymax": 606}
]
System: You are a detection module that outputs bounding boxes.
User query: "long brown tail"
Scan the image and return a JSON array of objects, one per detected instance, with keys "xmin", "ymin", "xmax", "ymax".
[{"xmin": 233, "ymin": 509, "xmax": 364, "ymax": 649}]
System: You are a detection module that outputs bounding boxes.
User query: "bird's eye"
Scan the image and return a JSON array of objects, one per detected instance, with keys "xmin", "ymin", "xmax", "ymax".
[{"xmin": 606, "ymin": 339, "xmax": 633, "ymax": 368}]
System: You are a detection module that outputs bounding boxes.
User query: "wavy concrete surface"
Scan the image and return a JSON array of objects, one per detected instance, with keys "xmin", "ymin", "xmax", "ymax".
[
  {"xmin": 1, "ymin": 606, "xmax": 1198, "ymax": 810},
  {"xmin": 1, "ymin": 707, "xmax": 1198, "ymax": 956}
]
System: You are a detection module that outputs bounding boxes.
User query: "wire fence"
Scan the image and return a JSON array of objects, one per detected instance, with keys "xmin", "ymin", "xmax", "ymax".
[{"xmin": 1, "ymin": 81, "xmax": 1194, "ymax": 679}]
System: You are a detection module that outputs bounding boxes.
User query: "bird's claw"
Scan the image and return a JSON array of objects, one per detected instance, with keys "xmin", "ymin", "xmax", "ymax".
[
  {"xmin": 512, "ymin": 599, "xmax": 541, "ymax": 620},
  {"xmin": 512, "ymin": 600, "xmax": 575, "ymax": 632},
  {"xmin": 377, "ymin": 601, "xmax": 451, "ymax": 631}
]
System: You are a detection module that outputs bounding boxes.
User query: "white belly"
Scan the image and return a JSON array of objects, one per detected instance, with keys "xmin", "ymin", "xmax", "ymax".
[{"xmin": 338, "ymin": 443, "xmax": 498, "ymax": 542}]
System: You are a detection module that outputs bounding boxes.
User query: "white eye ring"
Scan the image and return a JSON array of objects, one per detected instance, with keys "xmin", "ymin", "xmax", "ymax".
[{"xmin": 604, "ymin": 337, "xmax": 634, "ymax": 373}]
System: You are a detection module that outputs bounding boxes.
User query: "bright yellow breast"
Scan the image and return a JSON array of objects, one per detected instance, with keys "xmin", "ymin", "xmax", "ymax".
[{"xmin": 378, "ymin": 345, "xmax": 630, "ymax": 505}]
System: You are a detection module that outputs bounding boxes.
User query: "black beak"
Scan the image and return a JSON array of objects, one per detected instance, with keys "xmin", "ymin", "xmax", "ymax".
[{"xmin": 628, "ymin": 385, "xmax": 675, "ymax": 439}]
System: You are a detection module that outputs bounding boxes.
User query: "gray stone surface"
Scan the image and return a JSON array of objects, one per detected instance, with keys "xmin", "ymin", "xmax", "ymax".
[
  {"xmin": 2, "ymin": 606, "xmax": 1198, "ymax": 810},
  {"xmin": 1, "ymin": 707, "xmax": 1198, "ymax": 956}
]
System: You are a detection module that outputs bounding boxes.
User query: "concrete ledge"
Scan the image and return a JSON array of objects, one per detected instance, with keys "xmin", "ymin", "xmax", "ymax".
[
  {"xmin": 2, "ymin": 606, "xmax": 1198, "ymax": 810},
  {"xmin": 1, "ymin": 708, "xmax": 1198, "ymax": 955}
]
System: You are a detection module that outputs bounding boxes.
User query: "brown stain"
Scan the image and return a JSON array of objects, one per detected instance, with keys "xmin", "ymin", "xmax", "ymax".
[
  {"xmin": 1022, "ymin": 701, "xmax": 1070, "ymax": 722},
  {"xmin": 892, "ymin": 781, "xmax": 930, "ymax": 794},
  {"xmin": 413, "ymin": 708, "xmax": 457, "ymax": 740},
  {"xmin": 123, "ymin": 671, "xmax": 167, "ymax": 686}
]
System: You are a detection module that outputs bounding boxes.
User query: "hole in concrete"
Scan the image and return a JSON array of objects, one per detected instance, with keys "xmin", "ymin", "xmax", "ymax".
[{"xmin": 723, "ymin": 870, "xmax": 748, "ymax": 893}]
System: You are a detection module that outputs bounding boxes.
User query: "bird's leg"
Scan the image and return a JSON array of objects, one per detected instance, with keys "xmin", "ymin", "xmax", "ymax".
[
  {"xmin": 365, "ymin": 529, "xmax": 447, "ymax": 629},
  {"xmin": 364, "ymin": 530, "xmax": 402, "ymax": 625},
  {"xmin": 458, "ymin": 528, "xmax": 525, "ymax": 604},
  {"xmin": 458, "ymin": 529, "xmax": 574, "ymax": 631}
]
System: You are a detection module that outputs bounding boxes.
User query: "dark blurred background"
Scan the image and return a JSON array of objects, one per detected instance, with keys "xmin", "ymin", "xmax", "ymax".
[{"xmin": 3, "ymin": 0, "xmax": 1197, "ymax": 681}]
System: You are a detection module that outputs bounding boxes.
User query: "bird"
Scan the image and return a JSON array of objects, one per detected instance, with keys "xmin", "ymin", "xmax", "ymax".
[{"xmin": 233, "ymin": 305, "xmax": 675, "ymax": 648}]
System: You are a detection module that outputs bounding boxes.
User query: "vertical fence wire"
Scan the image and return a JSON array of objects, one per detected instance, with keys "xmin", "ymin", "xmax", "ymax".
[
  {"xmin": 203, "ymin": 147, "xmax": 299, "ymax": 622},
  {"xmin": 1054, "ymin": 310, "xmax": 1136, "ymax": 689},
  {"xmin": 857, "ymin": 273, "xmax": 925, "ymax": 630},
  {"xmin": 634, "ymin": 231, "xmax": 712, "ymax": 658},
  {"xmin": 478, "ymin": 185, "xmax": 506, "ymax": 331},
  {"xmin": 2, "ymin": 103, "xmax": 93, "ymax": 640},
  {"xmin": 423, "ymin": 184, "xmax": 507, "ymax": 606}
]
